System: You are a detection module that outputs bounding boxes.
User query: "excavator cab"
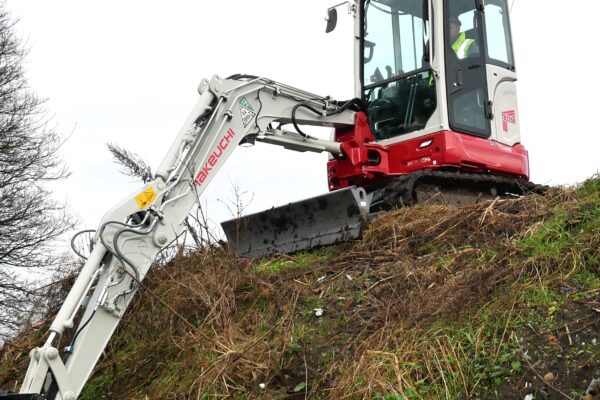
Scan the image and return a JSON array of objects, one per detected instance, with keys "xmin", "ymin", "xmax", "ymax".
[
  {"xmin": 326, "ymin": 0, "xmax": 526, "ymax": 191},
  {"xmin": 358, "ymin": 0, "xmax": 520, "ymax": 145}
]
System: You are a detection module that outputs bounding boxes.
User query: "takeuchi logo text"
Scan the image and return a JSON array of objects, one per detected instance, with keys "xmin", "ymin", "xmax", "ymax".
[{"xmin": 195, "ymin": 128, "xmax": 236, "ymax": 185}]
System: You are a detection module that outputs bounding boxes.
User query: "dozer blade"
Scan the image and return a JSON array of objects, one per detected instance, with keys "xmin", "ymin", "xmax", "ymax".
[{"xmin": 221, "ymin": 187, "xmax": 369, "ymax": 257}]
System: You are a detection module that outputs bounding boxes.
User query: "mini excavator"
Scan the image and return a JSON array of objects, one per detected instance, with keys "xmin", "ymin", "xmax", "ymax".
[{"xmin": 1, "ymin": 0, "xmax": 532, "ymax": 398}]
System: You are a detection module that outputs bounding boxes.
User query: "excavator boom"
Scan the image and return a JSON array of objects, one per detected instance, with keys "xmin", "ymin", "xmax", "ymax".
[{"xmin": 2, "ymin": 75, "xmax": 358, "ymax": 400}]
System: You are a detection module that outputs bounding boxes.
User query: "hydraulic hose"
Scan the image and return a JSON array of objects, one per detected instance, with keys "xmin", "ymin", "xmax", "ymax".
[
  {"xmin": 70, "ymin": 229, "xmax": 97, "ymax": 260},
  {"xmin": 291, "ymin": 98, "xmax": 364, "ymax": 138}
]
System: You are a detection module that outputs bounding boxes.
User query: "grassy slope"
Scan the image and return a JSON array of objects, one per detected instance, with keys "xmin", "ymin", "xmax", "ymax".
[{"xmin": 1, "ymin": 176, "xmax": 599, "ymax": 399}]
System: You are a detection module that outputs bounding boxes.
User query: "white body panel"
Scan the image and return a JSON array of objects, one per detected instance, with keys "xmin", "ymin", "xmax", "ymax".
[
  {"xmin": 431, "ymin": 0, "xmax": 451, "ymax": 133},
  {"xmin": 487, "ymin": 64, "xmax": 521, "ymax": 146}
]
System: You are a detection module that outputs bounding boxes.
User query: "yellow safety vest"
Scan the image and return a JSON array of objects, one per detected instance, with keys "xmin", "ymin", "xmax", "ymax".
[
  {"xmin": 452, "ymin": 32, "xmax": 475, "ymax": 59},
  {"xmin": 428, "ymin": 33, "xmax": 475, "ymax": 86}
]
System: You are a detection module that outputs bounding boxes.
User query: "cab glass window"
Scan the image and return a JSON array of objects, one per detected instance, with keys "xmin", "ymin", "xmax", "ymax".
[
  {"xmin": 363, "ymin": 0, "xmax": 429, "ymax": 85},
  {"xmin": 364, "ymin": 71, "xmax": 436, "ymax": 140},
  {"xmin": 484, "ymin": 0, "xmax": 515, "ymax": 68},
  {"xmin": 362, "ymin": 0, "xmax": 436, "ymax": 140}
]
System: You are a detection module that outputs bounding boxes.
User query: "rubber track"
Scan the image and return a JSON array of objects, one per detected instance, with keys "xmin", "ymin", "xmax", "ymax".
[{"xmin": 379, "ymin": 170, "xmax": 547, "ymax": 208}]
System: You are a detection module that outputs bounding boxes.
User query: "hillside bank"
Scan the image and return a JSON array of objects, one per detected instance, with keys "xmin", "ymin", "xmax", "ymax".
[{"xmin": 2, "ymin": 177, "xmax": 600, "ymax": 399}]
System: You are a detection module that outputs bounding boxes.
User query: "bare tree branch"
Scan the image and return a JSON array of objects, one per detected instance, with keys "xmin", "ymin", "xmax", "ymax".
[{"xmin": 0, "ymin": 6, "xmax": 76, "ymax": 338}]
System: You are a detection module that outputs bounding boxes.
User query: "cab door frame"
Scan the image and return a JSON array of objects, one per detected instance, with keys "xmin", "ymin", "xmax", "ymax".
[
  {"xmin": 482, "ymin": 0, "xmax": 521, "ymax": 146},
  {"xmin": 444, "ymin": 0, "xmax": 492, "ymax": 139}
]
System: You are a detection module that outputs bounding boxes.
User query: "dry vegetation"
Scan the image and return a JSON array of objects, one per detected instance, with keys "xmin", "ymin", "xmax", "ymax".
[{"xmin": 1, "ymin": 176, "xmax": 600, "ymax": 399}]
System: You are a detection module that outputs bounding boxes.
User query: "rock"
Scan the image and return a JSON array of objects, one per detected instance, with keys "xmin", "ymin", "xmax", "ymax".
[
  {"xmin": 543, "ymin": 372, "xmax": 555, "ymax": 383},
  {"xmin": 586, "ymin": 378, "xmax": 600, "ymax": 395}
]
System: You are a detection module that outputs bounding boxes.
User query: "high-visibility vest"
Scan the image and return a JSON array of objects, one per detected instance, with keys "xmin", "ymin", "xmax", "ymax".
[
  {"xmin": 452, "ymin": 32, "xmax": 475, "ymax": 59},
  {"xmin": 428, "ymin": 33, "xmax": 475, "ymax": 86}
]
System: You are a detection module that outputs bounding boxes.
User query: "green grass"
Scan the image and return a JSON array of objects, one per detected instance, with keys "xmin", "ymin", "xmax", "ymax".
[
  {"xmin": 569, "ymin": 269, "xmax": 600, "ymax": 290},
  {"xmin": 254, "ymin": 249, "xmax": 334, "ymax": 273},
  {"xmin": 79, "ymin": 370, "xmax": 113, "ymax": 400},
  {"xmin": 520, "ymin": 175, "xmax": 600, "ymax": 262}
]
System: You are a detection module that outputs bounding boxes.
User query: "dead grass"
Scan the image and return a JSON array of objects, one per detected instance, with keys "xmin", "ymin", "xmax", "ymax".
[{"xmin": 1, "ymin": 178, "xmax": 599, "ymax": 399}]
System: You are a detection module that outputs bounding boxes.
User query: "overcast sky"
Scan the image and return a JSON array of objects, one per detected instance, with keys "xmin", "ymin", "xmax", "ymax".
[{"xmin": 5, "ymin": 0, "xmax": 600, "ymax": 240}]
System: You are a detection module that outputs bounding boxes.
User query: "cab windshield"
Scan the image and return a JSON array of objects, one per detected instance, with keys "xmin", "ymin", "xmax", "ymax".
[{"xmin": 363, "ymin": 0, "xmax": 436, "ymax": 140}]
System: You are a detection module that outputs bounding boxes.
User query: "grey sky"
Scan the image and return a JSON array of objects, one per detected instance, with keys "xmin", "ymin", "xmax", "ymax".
[{"xmin": 5, "ymin": 0, "xmax": 600, "ymax": 235}]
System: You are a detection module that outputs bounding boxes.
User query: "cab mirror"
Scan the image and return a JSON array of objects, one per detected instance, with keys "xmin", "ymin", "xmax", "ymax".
[{"xmin": 325, "ymin": 8, "xmax": 338, "ymax": 33}]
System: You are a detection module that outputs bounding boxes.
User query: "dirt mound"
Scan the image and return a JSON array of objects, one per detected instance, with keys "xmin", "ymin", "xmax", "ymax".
[{"xmin": 1, "ymin": 178, "xmax": 599, "ymax": 399}]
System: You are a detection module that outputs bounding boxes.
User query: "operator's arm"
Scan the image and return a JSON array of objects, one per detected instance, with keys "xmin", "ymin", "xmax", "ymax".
[{"xmin": 11, "ymin": 75, "xmax": 356, "ymax": 400}]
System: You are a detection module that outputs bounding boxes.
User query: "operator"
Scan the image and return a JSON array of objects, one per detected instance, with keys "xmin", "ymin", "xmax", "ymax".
[{"xmin": 449, "ymin": 15, "xmax": 479, "ymax": 59}]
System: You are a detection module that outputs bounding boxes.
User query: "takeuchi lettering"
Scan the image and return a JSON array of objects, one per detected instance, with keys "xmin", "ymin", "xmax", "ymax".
[{"xmin": 195, "ymin": 128, "xmax": 236, "ymax": 185}]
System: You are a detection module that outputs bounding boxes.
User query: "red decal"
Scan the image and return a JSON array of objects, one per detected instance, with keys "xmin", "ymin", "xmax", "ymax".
[
  {"xmin": 195, "ymin": 128, "xmax": 236, "ymax": 185},
  {"xmin": 501, "ymin": 110, "xmax": 516, "ymax": 132}
]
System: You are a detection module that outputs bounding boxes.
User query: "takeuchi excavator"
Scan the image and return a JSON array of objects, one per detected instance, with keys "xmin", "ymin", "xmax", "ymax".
[{"xmin": 1, "ymin": 0, "xmax": 531, "ymax": 398}]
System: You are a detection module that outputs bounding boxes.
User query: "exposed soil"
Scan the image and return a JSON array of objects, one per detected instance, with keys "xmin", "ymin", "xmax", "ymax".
[{"xmin": 495, "ymin": 292, "xmax": 600, "ymax": 400}]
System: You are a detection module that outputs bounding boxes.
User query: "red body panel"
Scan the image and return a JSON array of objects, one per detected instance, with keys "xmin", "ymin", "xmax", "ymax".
[{"xmin": 327, "ymin": 112, "xmax": 530, "ymax": 191}]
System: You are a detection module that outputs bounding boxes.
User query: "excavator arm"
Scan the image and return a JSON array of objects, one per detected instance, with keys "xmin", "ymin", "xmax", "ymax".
[{"xmin": 4, "ymin": 75, "xmax": 356, "ymax": 400}]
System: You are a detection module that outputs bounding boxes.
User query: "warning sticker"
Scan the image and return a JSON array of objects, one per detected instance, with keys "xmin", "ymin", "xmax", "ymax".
[
  {"xmin": 239, "ymin": 97, "xmax": 256, "ymax": 128},
  {"xmin": 135, "ymin": 187, "xmax": 157, "ymax": 209}
]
